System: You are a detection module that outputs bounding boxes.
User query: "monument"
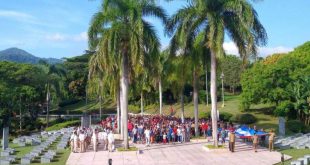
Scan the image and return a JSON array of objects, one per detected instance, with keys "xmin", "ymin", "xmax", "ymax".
[
  {"xmin": 2, "ymin": 127, "xmax": 9, "ymax": 150},
  {"xmin": 81, "ymin": 114, "xmax": 91, "ymax": 128},
  {"xmin": 279, "ymin": 117, "xmax": 286, "ymax": 136}
]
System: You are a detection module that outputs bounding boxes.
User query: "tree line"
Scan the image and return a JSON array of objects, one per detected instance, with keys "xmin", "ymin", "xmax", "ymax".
[{"xmin": 241, "ymin": 42, "xmax": 310, "ymax": 126}]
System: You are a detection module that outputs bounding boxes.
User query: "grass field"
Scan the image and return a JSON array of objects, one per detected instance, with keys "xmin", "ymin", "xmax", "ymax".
[
  {"xmin": 0, "ymin": 139, "xmax": 71, "ymax": 165},
  {"xmin": 59, "ymin": 94, "xmax": 279, "ymax": 132},
  {"xmin": 276, "ymin": 149, "xmax": 310, "ymax": 165}
]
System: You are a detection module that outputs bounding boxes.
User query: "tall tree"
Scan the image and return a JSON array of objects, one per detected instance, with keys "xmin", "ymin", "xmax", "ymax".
[
  {"xmin": 88, "ymin": 0, "xmax": 167, "ymax": 149},
  {"xmin": 168, "ymin": 16, "xmax": 208, "ymax": 136},
  {"xmin": 167, "ymin": 0, "xmax": 267, "ymax": 146},
  {"xmin": 37, "ymin": 62, "xmax": 67, "ymax": 127},
  {"xmin": 220, "ymin": 55, "xmax": 243, "ymax": 94}
]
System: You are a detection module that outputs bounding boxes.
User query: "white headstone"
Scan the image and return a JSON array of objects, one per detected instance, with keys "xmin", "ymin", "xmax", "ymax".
[
  {"xmin": 279, "ymin": 117, "xmax": 285, "ymax": 136},
  {"xmin": 2, "ymin": 127, "xmax": 9, "ymax": 150}
]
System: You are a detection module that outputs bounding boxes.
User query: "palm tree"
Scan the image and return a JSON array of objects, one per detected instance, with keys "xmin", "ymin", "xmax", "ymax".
[
  {"xmin": 167, "ymin": 0, "xmax": 267, "ymax": 146},
  {"xmin": 88, "ymin": 50, "xmax": 123, "ymax": 135},
  {"xmin": 88, "ymin": 53, "xmax": 105, "ymax": 120},
  {"xmin": 38, "ymin": 62, "xmax": 67, "ymax": 127},
  {"xmin": 168, "ymin": 19, "xmax": 207, "ymax": 137},
  {"xmin": 88, "ymin": 0, "xmax": 167, "ymax": 149},
  {"xmin": 151, "ymin": 50, "xmax": 170, "ymax": 115}
]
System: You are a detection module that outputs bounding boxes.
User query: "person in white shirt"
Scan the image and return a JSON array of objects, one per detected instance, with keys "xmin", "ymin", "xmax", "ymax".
[
  {"xmin": 107, "ymin": 130, "xmax": 114, "ymax": 152},
  {"xmin": 79, "ymin": 131, "xmax": 86, "ymax": 153},
  {"xmin": 73, "ymin": 132, "xmax": 79, "ymax": 153},
  {"xmin": 70, "ymin": 132, "xmax": 75, "ymax": 152},
  {"xmin": 144, "ymin": 127, "xmax": 151, "ymax": 147},
  {"xmin": 101, "ymin": 130, "xmax": 108, "ymax": 150},
  {"xmin": 92, "ymin": 131, "xmax": 97, "ymax": 152},
  {"xmin": 177, "ymin": 126, "xmax": 182, "ymax": 142},
  {"xmin": 70, "ymin": 131, "xmax": 78, "ymax": 153}
]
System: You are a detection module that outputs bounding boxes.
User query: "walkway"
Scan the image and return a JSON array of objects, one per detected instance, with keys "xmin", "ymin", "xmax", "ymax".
[{"xmin": 66, "ymin": 139, "xmax": 291, "ymax": 165}]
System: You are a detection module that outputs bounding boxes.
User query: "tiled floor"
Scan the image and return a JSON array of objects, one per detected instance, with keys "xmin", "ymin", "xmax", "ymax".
[{"xmin": 66, "ymin": 139, "xmax": 291, "ymax": 165}]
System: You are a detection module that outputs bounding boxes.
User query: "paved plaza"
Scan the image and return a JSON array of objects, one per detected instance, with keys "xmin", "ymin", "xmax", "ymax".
[{"xmin": 66, "ymin": 139, "xmax": 291, "ymax": 165}]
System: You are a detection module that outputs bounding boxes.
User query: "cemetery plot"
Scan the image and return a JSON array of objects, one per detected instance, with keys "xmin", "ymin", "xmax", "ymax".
[
  {"xmin": 0, "ymin": 127, "xmax": 73, "ymax": 165},
  {"xmin": 275, "ymin": 133, "xmax": 310, "ymax": 149}
]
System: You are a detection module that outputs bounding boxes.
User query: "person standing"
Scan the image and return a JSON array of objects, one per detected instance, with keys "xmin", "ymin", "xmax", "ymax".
[
  {"xmin": 132, "ymin": 125, "xmax": 138, "ymax": 143},
  {"xmin": 220, "ymin": 128, "xmax": 226, "ymax": 145},
  {"xmin": 253, "ymin": 133, "xmax": 259, "ymax": 152},
  {"xmin": 181, "ymin": 126, "xmax": 186, "ymax": 143},
  {"xmin": 201, "ymin": 122, "xmax": 208, "ymax": 138},
  {"xmin": 92, "ymin": 131, "xmax": 97, "ymax": 152},
  {"xmin": 163, "ymin": 132, "xmax": 167, "ymax": 144},
  {"xmin": 102, "ymin": 130, "xmax": 108, "ymax": 150},
  {"xmin": 107, "ymin": 130, "xmax": 114, "ymax": 152},
  {"xmin": 70, "ymin": 131, "xmax": 78, "ymax": 153},
  {"xmin": 144, "ymin": 127, "xmax": 151, "ymax": 147},
  {"xmin": 79, "ymin": 131, "xmax": 86, "ymax": 153},
  {"xmin": 177, "ymin": 126, "xmax": 182, "ymax": 142},
  {"xmin": 268, "ymin": 129, "xmax": 276, "ymax": 152},
  {"xmin": 128, "ymin": 120, "xmax": 134, "ymax": 139},
  {"xmin": 70, "ymin": 131, "xmax": 75, "ymax": 152},
  {"xmin": 229, "ymin": 131, "xmax": 235, "ymax": 152},
  {"xmin": 73, "ymin": 132, "xmax": 79, "ymax": 153}
]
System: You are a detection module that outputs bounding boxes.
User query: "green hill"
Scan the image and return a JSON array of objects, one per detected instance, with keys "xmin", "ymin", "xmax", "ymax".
[{"xmin": 0, "ymin": 47, "xmax": 62, "ymax": 64}]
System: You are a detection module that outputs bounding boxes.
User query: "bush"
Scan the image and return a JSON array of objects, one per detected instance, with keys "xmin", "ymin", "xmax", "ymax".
[
  {"xmin": 234, "ymin": 113, "xmax": 257, "ymax": 124},
  {"xmin": 58, "ymin": 98, "xmax": 80, "ymax": 107},
  {"xmin": 128, "ymin": 105, "xmax": 140, "ymax": 114},
  {"xmin": 286, "ymin": 120, "xmax": 308, "ymax": 133},
  {"xmin": 274, "ymin": 100, "xmax": 293, "ymax": 117},
  {"xmin": 219, "ymin": 112, "xmax": 233, "ymax": 122},
  {"xmin": 198, "ymin": 90, "xmax": 206, "ymax": 104},
  {"xmin": 45, "ymin": 120, "xmax": 80, "ymax": 131},
  {"xmin": 199, "ymin": 111, "xmax": 211, "ymax": 119}
]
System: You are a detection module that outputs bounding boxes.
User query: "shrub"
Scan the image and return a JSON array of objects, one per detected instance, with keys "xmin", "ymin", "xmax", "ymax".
[
  {"xmin": 219, "ymin": 112, "xmax": 233, "ymax": 122},
  {"xmin": 234, "ymin": 113, "xmax": 257, "ymax": 124},
  {"xmin": 198, "ymin": 90, "xmax": 206, "ymax": 104},
  {"xmin": 58, "ymin": 98, "xmax": 80, "ymax": 107},
  {"xmin": 45, "ymin": 120, "xmax": 80, "ymax": 131},
  {"xmin": 199, "ymin": 111, "xmax": 211, "ymax": 119},
  {"xmin": 128, "ymin": 105, "xmax": 140, "ymax": 114},
  {"xmin": 286, "ymin": 120, "xmax": 307, "ymax": 133},
  {"xmin": 274, "ymin": 100, "xmax": 293, "ymax": 117}
]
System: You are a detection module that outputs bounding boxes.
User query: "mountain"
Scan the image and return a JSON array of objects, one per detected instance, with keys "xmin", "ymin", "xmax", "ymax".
[{"xmin": 0, "ymin": 47, "xmax": 63, "ymax": 64}]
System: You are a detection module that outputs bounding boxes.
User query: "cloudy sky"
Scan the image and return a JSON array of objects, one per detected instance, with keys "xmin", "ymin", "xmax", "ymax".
[{"xmin": 0, "ymin": 0, "xmax": 309, "ymax": 59}]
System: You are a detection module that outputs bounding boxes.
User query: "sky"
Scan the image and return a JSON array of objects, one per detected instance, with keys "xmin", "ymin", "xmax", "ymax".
[{"xmin": 0, "ymin": 0, "xmax": 310, "ymax": 59}]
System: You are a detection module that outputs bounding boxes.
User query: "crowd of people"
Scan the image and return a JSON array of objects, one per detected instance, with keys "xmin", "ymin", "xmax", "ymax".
[
  {"xmin": 69, "ymin": 125, "xmax": 115, "ymax": 153},
  {"xmin": 69, "ymin": 114, "xmax": 276, "ymax": 153},
  {"xmin": 126, "ymin": 114, "xmax": 237, "ymax": 146}
]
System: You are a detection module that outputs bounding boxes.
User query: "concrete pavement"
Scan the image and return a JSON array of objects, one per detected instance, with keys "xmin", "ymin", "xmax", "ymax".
[{"xmin": 66, "ymin": 139, "xmax": 291, "ymax": 165}]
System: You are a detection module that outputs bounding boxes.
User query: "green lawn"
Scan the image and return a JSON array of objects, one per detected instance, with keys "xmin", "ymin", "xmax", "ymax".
[
  {"xmin": 0, "ymin": 138, "xmax": 71, "ymax": 165},
  {"xmin": 59, "ymin": 94, "xmax": 279, "ymax": 132},
  {"xmin": 144, "ymin": 94, "xmax": 279, "ymax": 131},
  {"xmin": 275, "ymin": 149, "xmax": 310, "ymax": 165}
]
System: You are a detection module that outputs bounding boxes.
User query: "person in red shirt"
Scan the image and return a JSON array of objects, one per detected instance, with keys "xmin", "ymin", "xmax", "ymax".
[
  {"xmin": 201, "ymin": 122, "xmax": 208, "ymax": 138},
  {"xmin": 128, "ymin": 120, "xmax": 134, "ymax": 138}
]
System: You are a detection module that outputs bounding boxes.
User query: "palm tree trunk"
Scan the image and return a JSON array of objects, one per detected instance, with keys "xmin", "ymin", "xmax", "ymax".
[
  {"xmin": 120, "ymin": 79, "xmax": 124, "ymax": 140},
  {"xmin": 99, "ymin": 79, "xmax": 103, "ymax": 119},
  {"xmin": 116, "ymin": 87, "xmax": 120, "ymax": 134},
  {"xmin": 159, "ymin": 78, "xmax": 163, "ymax": 115},
  {"xmin": 181, "ymin": 92, "xmax": 184, "ymax": 123},
  {"xmin": 210, "ymin": 50, "xmax": 218, "ymax": 147},
  {"xmin": 193, "ymin": 67, "xmax": 199, "ymax": 137},
  {"xmin": 121, "ymin": 49, "xmax": 129, "ymax": 149},
  {"xmin": 206, "ymin": 68, "xmax": 209, "ymax": 106},
  {"xmin": 140, "ymin": 91, "xmax": 144, "ymax": 115}
]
